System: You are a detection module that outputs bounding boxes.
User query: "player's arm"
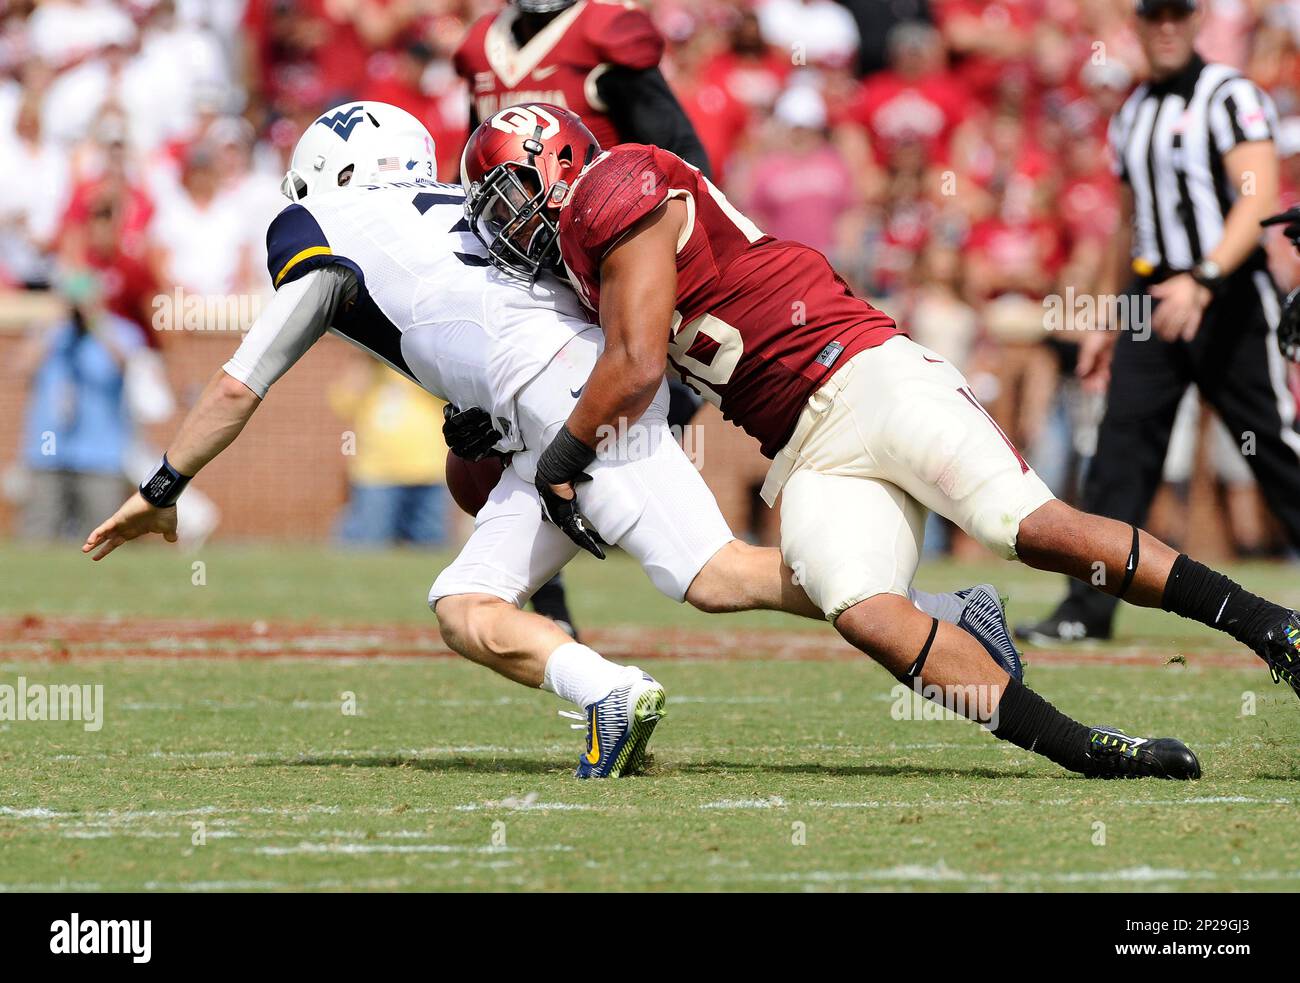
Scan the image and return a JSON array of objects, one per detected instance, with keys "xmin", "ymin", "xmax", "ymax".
[
  {"xmin": 559, "ymin": 197, "xmax": 686, "ymax": 449},
  {"xmin": 598, "ymin": 67, "xmax": 712, "ymax": 181},
  {"xmin": 532, "ymin": 198, "xmax": 686, "ymax": 557},
  {"xmin": 82, "ymin": 267, "xmax": 355, "ymax": 560}
]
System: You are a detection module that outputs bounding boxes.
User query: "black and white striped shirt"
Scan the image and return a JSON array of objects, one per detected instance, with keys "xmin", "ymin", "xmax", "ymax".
[{"xmin": 1109, "ymin": 54, "xmax": 1277, "ymax": 273}]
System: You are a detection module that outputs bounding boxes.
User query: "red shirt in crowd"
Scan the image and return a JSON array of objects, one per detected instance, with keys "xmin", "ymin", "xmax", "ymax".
[{"xmin": 844, "ymin": 69, "xmax": 972, "ymax": 165}]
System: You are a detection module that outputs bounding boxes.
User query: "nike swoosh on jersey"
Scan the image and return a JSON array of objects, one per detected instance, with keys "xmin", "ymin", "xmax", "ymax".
[
  {"xmin": 570, "ymin": 384, "xmax": 585, "ymax": 398},
  {"xmin": 533, "ymin": 64, "xmax": 560, "ymax": 80}
]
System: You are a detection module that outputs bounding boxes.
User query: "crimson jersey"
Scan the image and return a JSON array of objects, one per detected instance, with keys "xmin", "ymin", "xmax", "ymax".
[
  {"xmin": 559, "ymin": 144, "xmax": 902, "ymax": 457},
  {"xmin": 453, "ymin": 1, "xmax": 664, "ymax": 152}
]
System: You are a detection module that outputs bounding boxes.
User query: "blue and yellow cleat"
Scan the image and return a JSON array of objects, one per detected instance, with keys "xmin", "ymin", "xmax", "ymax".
[{"xmin": 574, "ymin": 671, "xmax": 666, "ymax": 779}]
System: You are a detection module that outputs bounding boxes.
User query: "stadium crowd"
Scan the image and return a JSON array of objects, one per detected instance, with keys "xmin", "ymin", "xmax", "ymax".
[{"xmin": 2, "ymin": 0, "xmax": 1300, "ymax": 553}]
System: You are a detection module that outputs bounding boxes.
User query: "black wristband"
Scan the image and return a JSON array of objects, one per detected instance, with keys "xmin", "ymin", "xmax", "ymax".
[
  {"xmin": 536, "ymin": 425, "xmax": 597, "ymax": 485},
  {"xmin": 139, "ymin": 454, "xmax": 191, "ymax": 508}
]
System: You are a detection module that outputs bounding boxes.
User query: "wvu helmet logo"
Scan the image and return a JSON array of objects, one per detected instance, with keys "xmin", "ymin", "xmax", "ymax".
[{"xmin": 316, "ymin": 105, "xmax": 367, "ymax": 141}]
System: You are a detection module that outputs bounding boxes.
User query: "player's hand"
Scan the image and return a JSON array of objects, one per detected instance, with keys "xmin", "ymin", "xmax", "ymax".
[
  {"xmin": 1150, "ymin": 273, "xmax": 1210, "ymax": 343},
  {"xmin": 82, "ymin": 492, "xmax": 178, "ymax": 561},
  {"xmin": 442, "ymin": 404, "xmax": 503, "ymax": 462},
  {"xmin": 535, "ymin": 475, "xmax": 605, "ymax": 559},
  {"xmin": 1076, "ymin": 329, "xmax": 1118, "ymax": 393}
]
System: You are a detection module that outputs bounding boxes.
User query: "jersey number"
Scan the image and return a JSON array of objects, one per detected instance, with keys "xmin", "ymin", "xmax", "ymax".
[
  {"xmin": 411, "ymin": 188, "xmax": 494, "ymax": 267},
  {"xmin": 667, "ymin": 312, "xmax": 744, "ymax": 407}
]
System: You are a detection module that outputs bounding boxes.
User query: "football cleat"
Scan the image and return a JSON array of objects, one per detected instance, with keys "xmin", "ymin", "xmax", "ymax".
[
  {"xmin": 1081, "ymin": 726, "xmax": 1201, "ymax": 780},
  {"xmin": 1014, "ymin": 605, "xmax": 1112, "ymax": 645},
  {"xmin": 574, "ymin": 670, "xmax": 666, "ymax": 779},
  {"xmin": 1254, "ymin": 611, "xmax": 1300, "ymax": 700},
  {"xmin": 955, "ymin": 583, "xmax": 1024, "ymax": 681}
]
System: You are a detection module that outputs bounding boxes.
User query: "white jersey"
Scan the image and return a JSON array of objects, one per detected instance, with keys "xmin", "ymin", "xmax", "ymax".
[{"xmin": 223, "ymin": 179, "xmax": 592, "ymax": 451}]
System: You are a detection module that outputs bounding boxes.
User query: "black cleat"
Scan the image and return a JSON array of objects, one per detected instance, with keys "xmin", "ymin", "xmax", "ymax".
[
  {"xmin": 1255, "ymin": 611, "xmax": 1300, "ymax": 700},
  {"xmin": 1081, "ymin": 726, "xmax": 1201, "ymax": 780},
  {"xmin": 1015, "ymin": 606, "xmax": 1112, "ymax": 645}
]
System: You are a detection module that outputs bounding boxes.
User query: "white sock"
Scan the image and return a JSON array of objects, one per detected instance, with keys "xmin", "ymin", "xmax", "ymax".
[{"xmin": 542, "ymin": 642, "xmax": 632, "ymax": 710}]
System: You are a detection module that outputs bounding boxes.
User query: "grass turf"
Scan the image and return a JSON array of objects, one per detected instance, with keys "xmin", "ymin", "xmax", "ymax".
[{"xmin": 0, "ymin": 542, "xmax": 1298, "ymax": 891}]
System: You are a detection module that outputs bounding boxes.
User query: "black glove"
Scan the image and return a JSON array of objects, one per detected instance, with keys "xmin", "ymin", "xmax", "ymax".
[
  {"xmin": 537, "ymin": 475, "xmax": 605, "ymax": 559},
  {"xmin": 442, "ymin": 404, "xmax": 503, "ymax": 462},
  {"xmin": 1262, "ymin": 206, "xmax": 1300, "ymax": 245},
  {"xmin": 535, "ymin": 425, "xmax": 604, "ymax": 559}
]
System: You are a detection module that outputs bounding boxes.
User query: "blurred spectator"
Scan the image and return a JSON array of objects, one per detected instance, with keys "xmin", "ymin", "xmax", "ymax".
[
  {"xmin": 60, "ymin": 110, "xmax": 155, "ymax": 261},
  {"xmin": 330, "ymin": 358, "xmax": 451, "ymax": 548},
  {"xmin": 148, "ymin": 141, "xmax": 254, "ymax": 299},
  {"xmin": 0, "ymin": 93, "xmax": 68, "ymax": 287},
  {"xmin": 26, "ymin": 0, "xmax": 133, "ymax": 70},
  {"xmin": 672, "ymin": 25, "xmax": 752, "ymax": 181},
  {"xmin": 904, "ymin": 240, "xmax": 978, "ymax": 368},
  {"xmin": 16, "ymin": 270, "xmax": 140, "ymax": 540},
  {"xmin": 837, "ymin": 0, "xmax": 932, "ymax": 76},
  {"xmin": 699, "ymin": 9, "xmax": 790, "ymax": 113},
  {"xmin": 841, "ymin": 22, "xmax": 971, "ymax": 169},
  {"xmin": 63, "ymin": 188, "xmax": 160, "ymax": 341},
  {"xmin": 755, "ymin": 0, "xmax": 860, "ymax": 68},
  {"xmin": 744, "ymin": 84, "xmax": 857, "ymax": 257}
]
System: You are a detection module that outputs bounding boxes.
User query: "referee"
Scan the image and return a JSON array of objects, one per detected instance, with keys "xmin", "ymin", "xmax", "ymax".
[{"xmin": 1019, "ymin": 0, "xmax": 1300, "ymax": 644}]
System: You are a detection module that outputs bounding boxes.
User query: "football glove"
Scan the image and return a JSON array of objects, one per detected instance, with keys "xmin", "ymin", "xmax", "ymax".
[
  {"xmin": 535, "ymin": 425, "xmax": 604, "ymax": 559},
  {"xmin": 442, "ymin": 404, "xmax": 503, "ymax": 462},
  {"xmin": 536, "ymin": 474, "xmax": 606, "ymax": 560}
]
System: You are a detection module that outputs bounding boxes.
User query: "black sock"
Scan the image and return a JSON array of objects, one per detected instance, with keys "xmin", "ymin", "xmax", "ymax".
[
  {"xmin": 990, "ymin": 677, "xmax": 1094, "ymax": 774},
  {"xmin": 1161, "ymin": 554, "xmax": 1287, "ymax": 650}
]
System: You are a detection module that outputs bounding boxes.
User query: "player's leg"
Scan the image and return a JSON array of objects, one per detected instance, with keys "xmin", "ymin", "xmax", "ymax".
[
  {"xmin": 428, "ymin": 466, "xmax": 664, "ymax": 777},
  {"xmin": 529, "ymin": 574, "xmax": 578, "ymax": 639},
  {"xmin": 1018, "ymin": 316, "xmax": 1189, "ymax": 642},
  {"xmin": 577, "ymin": 372, "xmax": 1022, "ymax": 670},
  {"xmin": 848, "ymin": 336, "xmax": 1300, "ymax": 698},
  {"xmin": 778, "ymin": 466, "xmax": 1198, "ymax": 779}
]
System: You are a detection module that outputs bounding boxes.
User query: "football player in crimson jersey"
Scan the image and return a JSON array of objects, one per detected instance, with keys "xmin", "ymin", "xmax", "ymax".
[
  {"xmin": 454, "ymin": 0, "xmax": 710, "ymax": 638},
  {"xmin": 454, "ymin": 0, "xmax": 709, "ymax": 178},
  {"xmin": 462, "ymin": 102, "xmax": 1300, "ymax": 776}
]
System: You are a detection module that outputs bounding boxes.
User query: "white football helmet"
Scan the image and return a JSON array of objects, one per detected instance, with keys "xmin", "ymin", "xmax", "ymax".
[{"xmin": 281, "ymin": 102, "xmax": 437, "ymax": 201}]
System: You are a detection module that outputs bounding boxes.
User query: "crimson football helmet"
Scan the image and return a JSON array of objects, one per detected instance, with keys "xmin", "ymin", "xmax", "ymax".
[{"xmin": 461, "ymin": 103, "xmax": 601, "ymax": 283}]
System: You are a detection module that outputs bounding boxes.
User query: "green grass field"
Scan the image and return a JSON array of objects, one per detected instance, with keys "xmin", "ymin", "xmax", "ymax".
[{"xmin": 1, "ymin": 542, "xmax": 1298, "ymax": 892}]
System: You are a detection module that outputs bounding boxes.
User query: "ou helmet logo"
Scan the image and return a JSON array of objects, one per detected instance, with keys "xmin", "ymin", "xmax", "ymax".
[{"xmin": 491, "ymin": 105, "xmax": 560, "ymax": 139}]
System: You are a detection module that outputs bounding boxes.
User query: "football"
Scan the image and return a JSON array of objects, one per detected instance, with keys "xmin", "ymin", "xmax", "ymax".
[{"xmin": 445, "ymin": 450, "xmax": 505, "ymax": 516}]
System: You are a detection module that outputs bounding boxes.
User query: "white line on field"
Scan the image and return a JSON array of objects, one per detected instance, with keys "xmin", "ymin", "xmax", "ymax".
[
  {"xmin": 252, "ymin": 842, "xmax": 574, "ymax": 856},
  {"xmin": 704, "ymin": 863, "xmax": 1300, "ymax": 887}
]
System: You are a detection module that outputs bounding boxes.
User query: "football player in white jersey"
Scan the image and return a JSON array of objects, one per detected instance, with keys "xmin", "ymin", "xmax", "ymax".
[{"xmin": 83, "ymin": 102, "xmax": 1024, "ymax": 779}]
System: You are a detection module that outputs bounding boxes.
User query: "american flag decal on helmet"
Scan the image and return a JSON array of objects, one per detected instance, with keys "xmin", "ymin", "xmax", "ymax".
[{"xmin": 377, "ymin": 157, "xmax": 400, "ymax": 172}]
